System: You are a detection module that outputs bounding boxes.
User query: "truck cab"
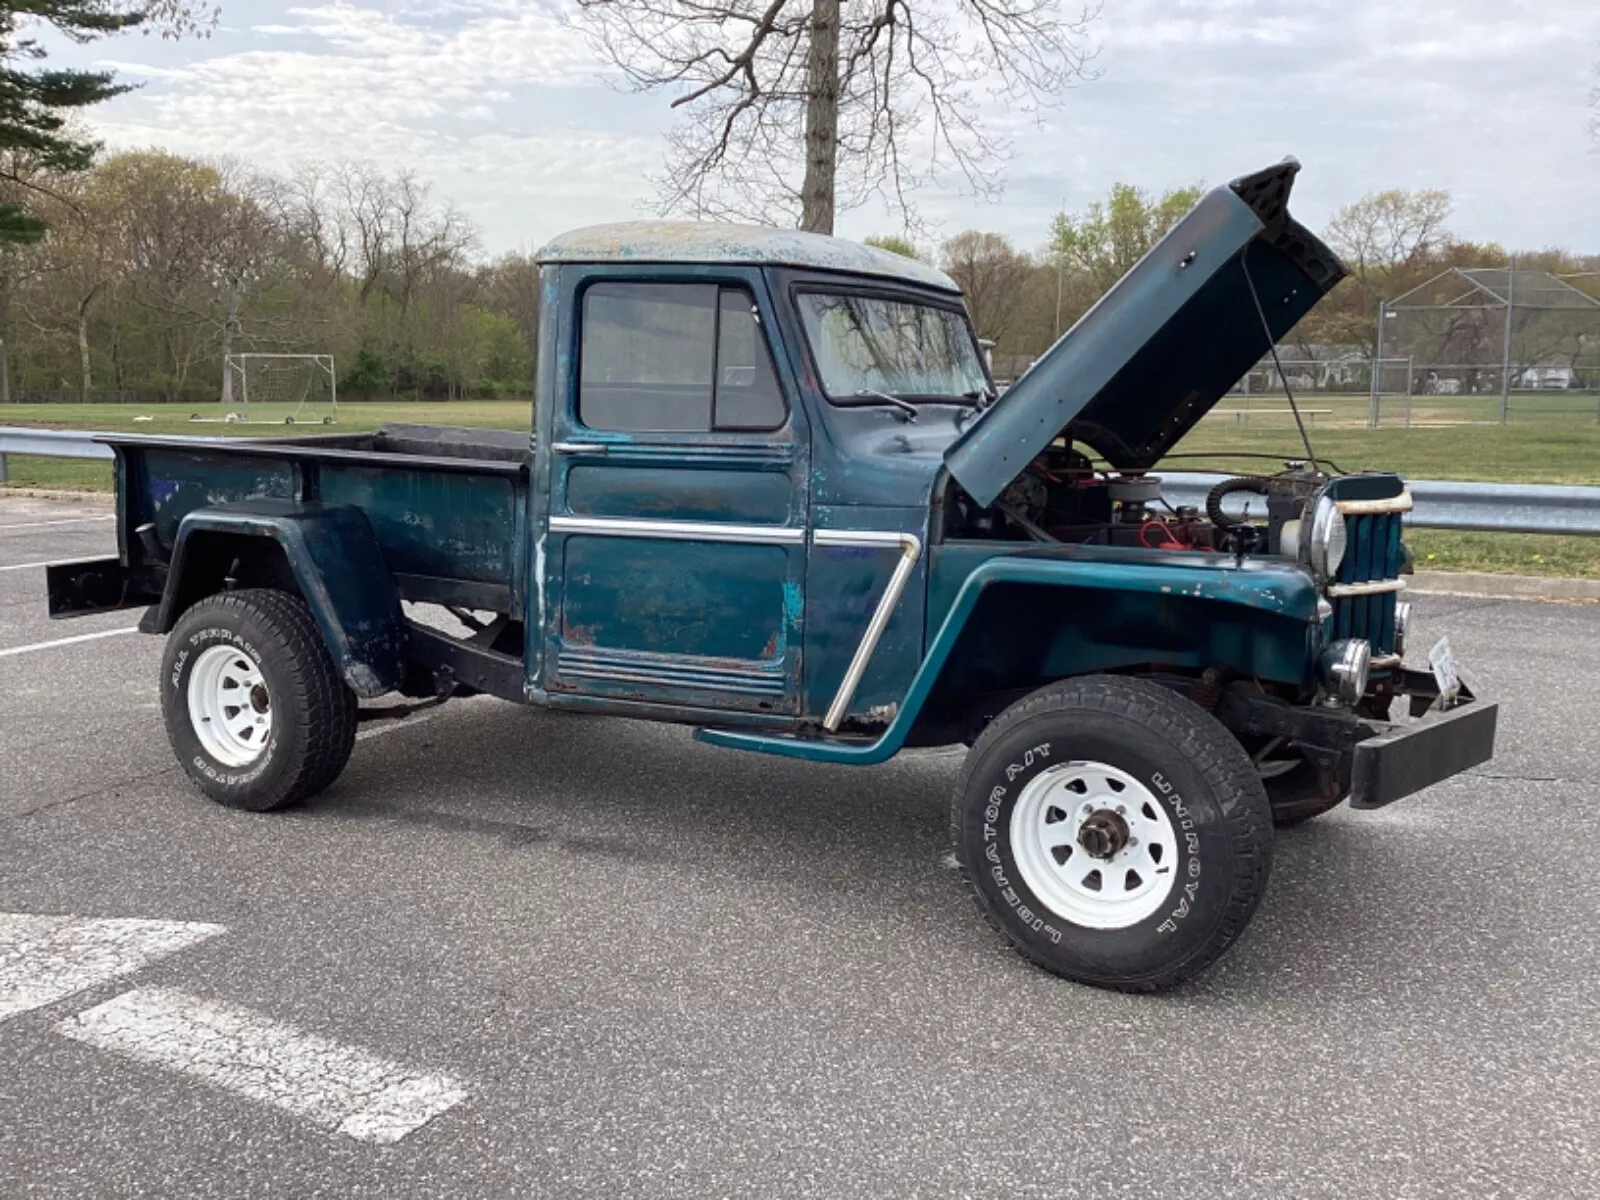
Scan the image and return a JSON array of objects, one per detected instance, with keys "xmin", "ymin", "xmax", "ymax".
[{"xmin": 47, "ymin": 159, "xmax": 1496, "ymax": 992}]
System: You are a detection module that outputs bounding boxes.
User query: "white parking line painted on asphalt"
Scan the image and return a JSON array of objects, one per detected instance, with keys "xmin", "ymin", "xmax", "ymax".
[
  {"xmin": 0, "ymin": 913, "xmax": 225, "ymax": 1024},
  {"xmin": 0, "ymin": 555, "xmax": 117, "ymax": 574},
  {"xmin": 355, "ymin": 709, "xmax": 443, "ymax": 742},
  {"xmin": 58, "ymin": 987, "xmax": 469, "ymax": 1145},
  {"xmin": 0, "ymin": 516, "xmax": 116, "ymax": 533},
  {"xmin": 0, "ymin": 626, "xmax": 139, "ymax": 659}
]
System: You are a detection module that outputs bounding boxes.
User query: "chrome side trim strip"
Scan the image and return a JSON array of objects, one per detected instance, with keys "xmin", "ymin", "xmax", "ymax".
[
  {"xmin": 548, "ymin": 515, "xmax": 804, "ymax": 545},
  {"xmin": 816, "ymin": 530, "xmax": 924, "ymax": 732},
  {"xmin": 814, "ymin": 530, "xmax": 910, "ymax": 548},
  {"xmin": 1337, "ymin": 490, "xmax": 1413, "ymax": 516},
  {"xmin": 1326, "ymin": 578, "xmax": 1407, "ymax": 598}
]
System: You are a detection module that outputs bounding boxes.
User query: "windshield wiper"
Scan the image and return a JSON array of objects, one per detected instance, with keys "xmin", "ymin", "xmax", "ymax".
[
  {"xmin": 960, "ymin": 388, "xmax": 996, "ymax": 409},
  {"xmin": 848, "ymin": 389, "xmax": 919, "ymax": 422}
]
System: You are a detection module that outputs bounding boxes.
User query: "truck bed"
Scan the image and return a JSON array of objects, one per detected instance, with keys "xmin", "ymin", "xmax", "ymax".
[{"xmin": 103, "ymin": 423, "xmax": 531, "ymax": 617}]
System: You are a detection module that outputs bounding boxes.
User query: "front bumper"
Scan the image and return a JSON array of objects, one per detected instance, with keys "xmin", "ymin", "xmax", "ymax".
[
  {"xmin": 1215, "ymin": 667, "xmax": 1496, "ymax": 812},
  {"xmin": 1347, "ymin": 688, "xmax": 1497, "ymax": 809}
]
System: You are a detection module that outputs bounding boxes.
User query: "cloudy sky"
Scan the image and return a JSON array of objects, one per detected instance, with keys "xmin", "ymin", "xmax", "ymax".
[{"xmin": 43, "ymin": 0, "xmax": 1600, "ymax": 257}]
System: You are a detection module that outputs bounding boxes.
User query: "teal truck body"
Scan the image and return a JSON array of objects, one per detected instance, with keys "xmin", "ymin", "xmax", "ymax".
[{"xmin": 47, "ymin": 160, "xmax": 1495, "ymax": 990}]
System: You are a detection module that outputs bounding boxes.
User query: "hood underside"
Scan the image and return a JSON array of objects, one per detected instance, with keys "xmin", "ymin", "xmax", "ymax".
[{"xmin": 944, "ymin": 159, "xmax": 1348, "ymax": 508}]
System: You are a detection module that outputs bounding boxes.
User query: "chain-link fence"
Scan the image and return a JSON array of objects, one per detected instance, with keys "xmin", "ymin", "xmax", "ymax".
[
  {"xmin": 1374, "ymin": 266, "xmax": 1600, "ymax": 426},
  {"xmin": 1211, "ymin": 268, "xmax": 1600, "ymax": 429}
]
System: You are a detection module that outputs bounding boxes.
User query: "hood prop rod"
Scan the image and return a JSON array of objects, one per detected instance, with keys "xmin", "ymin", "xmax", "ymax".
[{"xmin": 1241, "ymin": 260, "xmax": 1321, "ymax": 475}]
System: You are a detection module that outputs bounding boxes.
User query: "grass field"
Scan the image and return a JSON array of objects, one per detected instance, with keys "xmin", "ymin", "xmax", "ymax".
[{"xmin": 4, "ymin": 398, "xmax": 1599, "ymax": 577}]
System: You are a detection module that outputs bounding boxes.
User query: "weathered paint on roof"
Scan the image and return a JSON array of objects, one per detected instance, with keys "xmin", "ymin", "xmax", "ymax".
[{"xmin": 537, "ymin": 221, "xmax": 959, "ymax": 293}]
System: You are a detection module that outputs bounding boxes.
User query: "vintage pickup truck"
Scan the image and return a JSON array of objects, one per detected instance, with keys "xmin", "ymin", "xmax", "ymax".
[{"xmin": 47, "ymin": 160, "xmax": 1495, "ymax": 991}]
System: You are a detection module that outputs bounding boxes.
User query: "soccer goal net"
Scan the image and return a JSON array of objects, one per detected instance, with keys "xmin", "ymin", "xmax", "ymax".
[{"xmin": 221, "ymin": 354, "xmax": 338, "ymax": 425}]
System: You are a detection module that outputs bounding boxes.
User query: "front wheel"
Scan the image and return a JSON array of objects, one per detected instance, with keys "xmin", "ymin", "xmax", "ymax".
[
  {"xmin": 952, "ymin": 676, "xmax": 1273, "ymax": 992},
  {"xmin": 161, "ymin": 589, "xmax": 358, "ymax": 811}
]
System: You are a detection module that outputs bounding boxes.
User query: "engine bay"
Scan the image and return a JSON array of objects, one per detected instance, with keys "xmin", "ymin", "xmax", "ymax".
[{"xmin": 940, "ymin": 438, "xmax": 1327, "ymax": 560}]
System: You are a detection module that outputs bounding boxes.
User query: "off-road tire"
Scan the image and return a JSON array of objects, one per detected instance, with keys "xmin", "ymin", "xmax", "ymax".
[
  {"xmin": 952, "ymin": 676, "xmax": 1273, "ymax": 992},
  {"xmin": 161, "ymin": 589, "xmax": 357, "ymax": 812}
]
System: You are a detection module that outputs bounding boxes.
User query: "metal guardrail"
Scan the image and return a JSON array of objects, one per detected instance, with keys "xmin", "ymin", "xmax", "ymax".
[
  {"xmin": 1162, "ymin": 472, "xmax": 1600, "ymax": 537},
  {"xmin": 0, "ymin": 426, "xmax": 114, "ymax": 483},
  {"xmin": 1, "ymin": 425, "xmax": 1599, "ymax": 537}
]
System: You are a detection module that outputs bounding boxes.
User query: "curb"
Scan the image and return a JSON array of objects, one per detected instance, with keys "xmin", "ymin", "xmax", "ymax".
[
  {"xmin": 1409, "ymin": 570, "xmax": 1600, "ymax": 602},
  {"xmin": 0, "ymin": 486, "xmax": 113, "ymax": 504}
]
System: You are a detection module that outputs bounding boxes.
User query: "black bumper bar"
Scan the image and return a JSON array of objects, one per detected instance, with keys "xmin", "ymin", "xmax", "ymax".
[{"xmin": 1347, "ymin": 696, "xmax": 1497, "ymax": 810}]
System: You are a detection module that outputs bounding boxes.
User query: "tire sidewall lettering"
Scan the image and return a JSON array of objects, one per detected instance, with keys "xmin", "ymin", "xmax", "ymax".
[
  {"xmin": 164, "ymin": 608, "xmax": 298, "ymax": 801},
  {"xmin": 964, "ymin": 711, "xmax": 1235, "ymax": 972}
]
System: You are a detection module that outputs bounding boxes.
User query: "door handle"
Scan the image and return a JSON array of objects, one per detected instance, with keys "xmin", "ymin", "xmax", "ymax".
[{"xmin": 552, "ymin": 442, "xmax": 609, "ymax": 455}]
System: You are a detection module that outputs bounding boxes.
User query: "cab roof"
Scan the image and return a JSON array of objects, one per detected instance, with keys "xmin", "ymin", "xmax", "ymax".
[{"xmin": 536, "ymin": 220, "xmax": 960, "ymax": 293}]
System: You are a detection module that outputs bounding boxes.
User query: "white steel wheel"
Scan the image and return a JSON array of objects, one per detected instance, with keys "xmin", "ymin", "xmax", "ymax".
[
  {"xmin": 186, "ymin": 644, "xmax": 273, "ymax": 768},
  {"xmin": 1009, "ymin": 760, "xmax": 1179, "ymax": 930}
]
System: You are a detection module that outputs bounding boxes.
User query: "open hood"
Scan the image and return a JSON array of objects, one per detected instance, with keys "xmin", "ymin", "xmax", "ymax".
[{"xmin": 944, "ymin": 159, "xmax": 1348, "ymax": 508}]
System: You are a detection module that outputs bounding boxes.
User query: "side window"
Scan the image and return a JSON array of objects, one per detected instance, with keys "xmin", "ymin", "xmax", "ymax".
[
  {"xmin": 713, "ymin": 290, "xmax": 786, "ymax": 430},
  {"xmin": 578, "ymin": 282, "xmax": 785, "ymax": 433},
  {"xmin": 579, "ymin": 283, "xmax": 716, "ymax": 432}
]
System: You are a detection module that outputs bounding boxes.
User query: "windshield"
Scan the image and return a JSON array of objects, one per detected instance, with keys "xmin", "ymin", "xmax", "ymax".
[{"xmin": 797, "ymin": 292, "xmax": 990, "ymax": 400}]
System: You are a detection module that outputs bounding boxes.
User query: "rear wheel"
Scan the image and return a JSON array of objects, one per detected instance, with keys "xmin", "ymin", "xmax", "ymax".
[
  {"xmin": 161, "ymin": 589, "xmax": 357, "ymax": 811},
  {"xmin": 952, "ymin": 676, "xmax": 1273, "ymax": 992}
]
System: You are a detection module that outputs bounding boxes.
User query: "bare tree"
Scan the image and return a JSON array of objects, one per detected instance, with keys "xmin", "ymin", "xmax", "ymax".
[
  {"xmin": 1324, "ymin": 189, "xmax": 1453, "ymax": 281},
  {"xmin": 480, "ymin": 251, "xmax": 542, "ymax": 352},
  {"xmin": 939, "ymin": 230, "xmax": 1030, "ymax": 342},
  {"xmin": 1320, "ymin": 189, "xmax": 1455, "ymax": 362},
  {"xmin": 576, "ymin": 0, "xmax": 1099, "ymax": 234}
]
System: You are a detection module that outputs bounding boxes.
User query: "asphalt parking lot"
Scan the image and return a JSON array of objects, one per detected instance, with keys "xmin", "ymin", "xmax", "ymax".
[{"xmin": 2, "ymin": 492, "xmax": 1598, "ymax": 1199}]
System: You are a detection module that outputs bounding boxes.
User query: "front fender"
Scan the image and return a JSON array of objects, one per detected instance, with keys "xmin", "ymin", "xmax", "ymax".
[
  {"xmin": 148, "ymin": 500, "xmax": 405, "ymax": 698},
  {"xmin": 698, "ymin": 550, "xmax": 1319, "ymax": 764}
]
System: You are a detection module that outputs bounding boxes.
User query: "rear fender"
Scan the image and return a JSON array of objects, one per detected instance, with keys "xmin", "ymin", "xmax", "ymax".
[{"xmin": 148, "ymin": 500, "xmax": 405, "ymax": 698}]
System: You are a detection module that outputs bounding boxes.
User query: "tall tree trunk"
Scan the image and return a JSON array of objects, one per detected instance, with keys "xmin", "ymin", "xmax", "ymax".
[
  {"xmin": 219, "ymin": 283, "xmax": 240, "ymax": 407},
  {"xmin": 77, "ymin": 307, "xmax": 93, "ymax": 398},
  {"xmin": 163, "ymin": 331, "xmax": 176, "ymax": 403},
  {"xmin": 0, "ymin": 273, "xmax": 10, "ymax": 406},
  {"xmin": 800, "ymin": 0, "xmax": 840, "ymax": 235}
]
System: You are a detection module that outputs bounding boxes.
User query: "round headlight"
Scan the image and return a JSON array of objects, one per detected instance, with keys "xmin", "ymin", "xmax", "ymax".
[
  {"xmin": 1308, "ymin": 497, "xmax": 1347, "ymax": 581},
  {"xmin": 1321, "ymin": 638, "xmax": 1371, "ymax": 705}
]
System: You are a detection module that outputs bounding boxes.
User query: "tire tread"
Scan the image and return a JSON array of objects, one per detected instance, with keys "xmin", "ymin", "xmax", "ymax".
[
  {"xmin": 952, "ymin": 675, "xmax": 1272, "ymax": 993},
  {"xmin": 163, "ymin": 588, "xmax": 357, "ymax": 810}
]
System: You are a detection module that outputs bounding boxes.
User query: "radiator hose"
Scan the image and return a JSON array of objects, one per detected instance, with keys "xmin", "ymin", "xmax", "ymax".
[{"xmin": 1205, "ymin": 476, "xmax": 1272, "ymax": 528}]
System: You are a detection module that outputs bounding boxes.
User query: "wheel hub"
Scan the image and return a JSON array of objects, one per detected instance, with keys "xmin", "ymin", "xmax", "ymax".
[
  {"xmin": 187, "ymin": 645, "xmax": 273, "ymax": 768},
  {"xmin": 1008, "ymin": 761, "xmax": 1180, "ymax": 930},
  {"xmin": 1077, "ymin": 808, "xmax": 1130, "ymax": 859}
]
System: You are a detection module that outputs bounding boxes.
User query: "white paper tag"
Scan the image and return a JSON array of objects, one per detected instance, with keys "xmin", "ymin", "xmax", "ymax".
[{"xmin": 1429, "ymin": 636, "xmax": 1460, "ymax": 707}]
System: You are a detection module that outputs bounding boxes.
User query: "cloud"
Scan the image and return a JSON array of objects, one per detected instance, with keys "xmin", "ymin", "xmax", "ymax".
[{"xmin": 46, "ymin": 0, "xmax": 1600, "ymax": 256}]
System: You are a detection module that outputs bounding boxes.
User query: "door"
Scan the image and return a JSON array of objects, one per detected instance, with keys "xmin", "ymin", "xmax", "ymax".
[{"xmin": 542, "ymin": 270, "xmax": 809, "ymax": 718}]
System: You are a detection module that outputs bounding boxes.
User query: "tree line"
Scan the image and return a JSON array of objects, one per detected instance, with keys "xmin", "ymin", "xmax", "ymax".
[
  {"xmin": 0, "ymin": 151, "xmax": 540, "ymax": 403},
  {"xmin": 879, "ymin": 186, "xmax": 1599, "ymax": 381},
  {"xmin": 0, "ymin": 150, "xmax": 1594, "ymax": 405}
]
